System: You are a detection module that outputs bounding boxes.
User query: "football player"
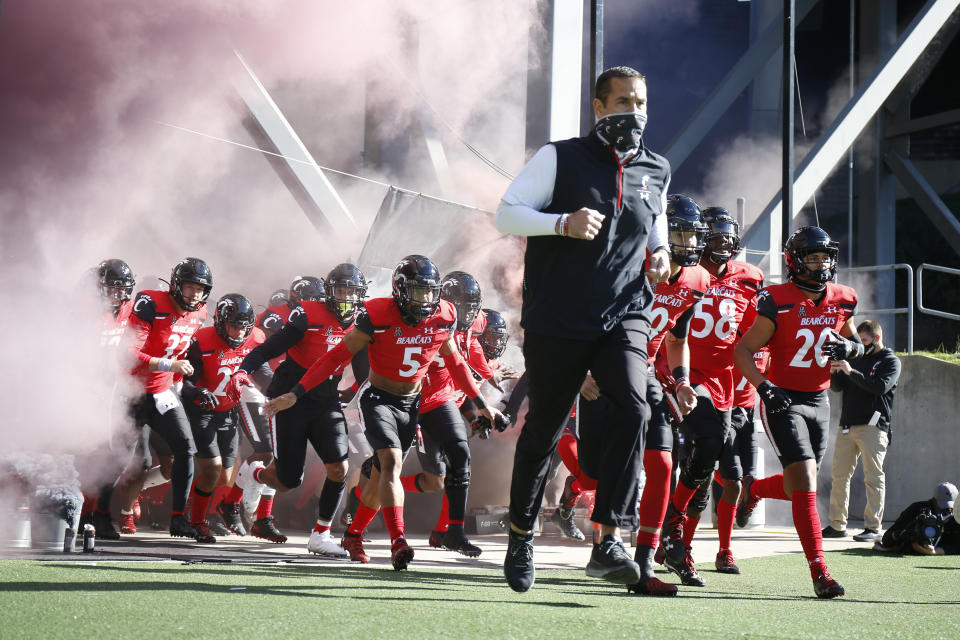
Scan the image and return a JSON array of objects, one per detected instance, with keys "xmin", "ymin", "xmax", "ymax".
[
  {"xmin": 734, "ymin": 226, "xmax": 860, "ymax": 599},
  {"xmin": 180, "ymin": 294, "xmax": 268, "ymax": 543},
  {"xmin": 656, "ymin": 206, "xmax": 763, "ymax": 586},
  {"xmin": 262, "ymin": 255, "xmax": 504, "ymax": 570}
]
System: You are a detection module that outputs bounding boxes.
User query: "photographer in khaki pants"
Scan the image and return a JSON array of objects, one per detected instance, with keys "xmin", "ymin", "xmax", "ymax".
[{"xmin": 823, "ymin": 320, "xmax": 901, "ymax": 542}]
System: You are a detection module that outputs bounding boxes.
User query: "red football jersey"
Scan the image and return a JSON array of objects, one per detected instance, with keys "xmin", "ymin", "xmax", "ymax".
[
  {"xmin": 285, "ymin": 301, "xmax": 351, "ymax": 376},
  {"xmin": 100, "ymin": 300, "xmax": 133, "ymax": 349},
  {"xmin": 421, "ymin": 314, "xmax": 492, "ymax": 413},
  {"xmin": 128, "ymin": 290, "xmax": 207, "ymax": 394},
  {"xmin": 687, "ymin": 260, "xmax": 764, "ymax": 410},
  {"xmin": 756, "ymin": 281, "xmax": 858, "ymax": 392},
  {"xmin": 732, "ymin": 348, "xmax": 770, "ymax": 409},
  {"xmin": 357, "ymin": 297, "xmax": 457, "ymax": 386},
  {"xmin": 190, "ymin": 326, "xmax": 266, "ymax": 411},
  {"xmin": 646, "ymin": 265, "xmax": 711, "ymax": 364}
]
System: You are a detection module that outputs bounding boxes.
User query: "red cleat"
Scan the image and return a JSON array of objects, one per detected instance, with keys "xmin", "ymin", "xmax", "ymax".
[
  {"xmin": 627, "ymin": 576, "xmax": 678, "ymax": 596},
  {"xmin": 119, "ymin": 513, "xmax": 137, "ymax": 535},
  {"xmin": 390, "ymin": 538, "xmax": 414, "ymax": 571},
  {"xmin": 812, "ymin": 568, "xmax": 845, "ymax": 599},
  {"xmin": 341, "ymin": 533, "xmax": 370, "ymax": 564}
]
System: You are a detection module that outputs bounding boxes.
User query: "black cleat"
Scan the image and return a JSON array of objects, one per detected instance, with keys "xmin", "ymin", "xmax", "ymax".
[
  {"xmin": 813, "ymin": 567, "xmax": 845, "ymax": 599},
  {"xmin": 552, "ymin": 506, "xmax": 586, "ymax": 541},
  {"xmin": 193, "ymin": 521, "xmax": 217, "ymax": 544},
  {"xmin": 504, "ymin": 529, "xmax": 535, "ymax": 592},
  {"xmin": 391, "ymin": 538, "xmax": 415, "ymax": 571},
  {"xmin": 660, "ymin": 503, "xmax": 687, "ymax": 568},
  {"xmin": 585, "ymin": 535, "xmax": 642, "ymax": 585},
  {"xmin": 209, "ymin": 519, "xmax": 230, "ymax": 536},
  {"xmin": 627, "ymin": 544, "xmax": 678, "ymax": 596},
  {"xmin": 428, "ymin": 529, "xmax": 445, "ymax": 549},
  {"xmin": 442, "ymin": 529, "xmax": 482, "ymax": 558},
  {"xmin": 169, "ymin": 514, "xmax": 197, "ymax": 539},
  {"xmin": 92, "ymin": 512, "xmax": 120, "ymax": 540},
  {"xmin": 736, "ymin": 475, "xmax": 762, "ymax": 528},
  {"xmin": 715, "ymin": 549, "xmax": 741, "ymax": 574},
  {"xmin": 665, "ymin": 547, "xmax": 705, "ymax": 587},
  {"xmin": 250, "ymin": 516, "xmax": 287, "ymax": 543},
  {"xmin": 216, "ymin": 501, "xmax": 246, "ymax": 536}
]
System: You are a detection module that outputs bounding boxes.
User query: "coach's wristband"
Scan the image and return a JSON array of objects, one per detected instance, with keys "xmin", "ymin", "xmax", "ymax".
[
  {"xmin": 291, "ymin": 384, "xmax": 306, "ymax": 399},
  {"xmin": 156, "ymin": 358, "xmax": 174, "ymax": 372},
  {"xmin": 471, "ymin": 395, "xmax": 488, "ymax": 410}
]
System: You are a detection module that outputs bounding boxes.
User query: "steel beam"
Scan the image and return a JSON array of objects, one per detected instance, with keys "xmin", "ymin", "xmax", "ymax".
[
  {"xmin": 234, "ymin": 52, "xmax": 356, "ymax": 236},
  {"xmin": 743, "ymin": 0, "xmax": 960, "ymax": 248},
  {"xmin": 885, "ymin": 151, "xmax": 960, "ymax": 256},
  {"xmin": 885, "ymin": 107, "xmax": 960, "ymax": 137},
  {"xmin": 549, "ymin": 0, "xmax": 584, "ymax": 141},
  {"xmin": 664, "ymin": 0, "xmax": 817, "ymax": 171}
]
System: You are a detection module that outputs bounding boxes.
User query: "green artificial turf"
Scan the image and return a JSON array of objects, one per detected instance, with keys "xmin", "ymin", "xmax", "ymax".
[{"xmin": 1, "ymin": 550, "xmax": 958, "ymax": 639}]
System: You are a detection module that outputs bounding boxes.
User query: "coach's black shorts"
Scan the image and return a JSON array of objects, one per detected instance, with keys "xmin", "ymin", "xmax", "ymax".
[
  {"xmin": 273, "ymin": 391, "xmax": 348, "ymax": 489},
  {"xmin": 760, "ymin": 389, "xmax": 830, "ymax": 467},
  {"xmin": 416, "ymin": 401, "xmax": 469, "ymax": 477},
  {"xmin": 730, "ymin": 405, "xmax": 758, "ymax": 477},
  {"xmin": 187, "ymin": 406, "xmax": 239, "ymax": 468},
  {"xmin": 645, "ymin": 374, "xmax": 673, "ymax": 452},
  {"xmin": 359, "ymin": 385, "xmax": 420, "ymax": 453}
]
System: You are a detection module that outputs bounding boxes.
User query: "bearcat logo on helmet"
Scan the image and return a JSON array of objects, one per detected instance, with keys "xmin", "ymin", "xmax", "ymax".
[
  {"xmin": 392, "ymin": 254, "xmax": 442, "ymax": 326},
  {"xmin": 214, "ymin": 293, "xmax": 255, "ymax": 348}
]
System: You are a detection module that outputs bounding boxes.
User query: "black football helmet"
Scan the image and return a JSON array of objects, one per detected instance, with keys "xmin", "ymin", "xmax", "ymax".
[
  {"xmin": 289, "ymin": 276, "xmax": 326, "ymax": 308},
  {"xmin": 784, "ymin": 226, "xmax": 839, "ymax": 292},
  {"xmin": 441, "ymin": 271, "xmax": 482, "ymax": 331},
  {"xmin": 701, "ymin": 207, "xmax": 741, "ymax": 265},
  {"xmin": 97, "ymin": 259, "xmax": 136, "ymax": 310},
  {"xmin": 214, "ymin": 293, "xmax": 256, "ymax": 348},
  {"xmin": 170, "ymin": 257, "xmax": 212, "ymax": 312},
  {"xmin": 326, "ymin": 263, "xmax": 367, "ymax": 326},
  {"xmin": 392, "ymin": 254, "xmax": 442, "ymax": 325},
  {"xmin": 665, "ymin": 195, "xmax": 708, "ymax": 266},
  {"xmin": 268, "ymin": 288, "xmax": 289, "ymax": 308},
  {"xmin": 479, "ymin": 309, "xmax": 509, "ymax": 360}
]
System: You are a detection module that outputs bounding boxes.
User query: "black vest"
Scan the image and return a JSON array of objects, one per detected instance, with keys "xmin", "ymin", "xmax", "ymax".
[{"xmin": 521, "ymin": 133, "xmax": 670, "ymax": 339}]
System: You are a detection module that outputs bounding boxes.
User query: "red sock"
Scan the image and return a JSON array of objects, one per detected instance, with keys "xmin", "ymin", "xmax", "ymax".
[
  {"xmin": 791, "ymin": 491, "xmax": 826, "ymax": 576},
  {"xmin": 682, "ymin": 516, "xmax": 700, "ymax": 548},
  {"xmin": 400, "ymin": 474, "xmax": 422, "ymax": 494},
  {"xmin": 210, "ymin": 485, "xmax": 230, "ymax": 510},
  {"xmin": 714, "ymin": 470, "xmax": 723, "ymax": 484},
  {"xmin": 81, "ymin": 494, "xmax": 96, "ymax": 516},
  {"xmin": 190, "ymin": 487, "xmax": 212, "ymax": 526},
  {"xmin": 671, "ymin": 478, "xmax": 698, "ymax": 513},
  {"xmin": 257, "ymin": 496, "xmax": 274, "ymax": 520},
  {"xmin": 752, "ymin": 474, "xmax": 789, "ymax": 500},
  {"xmin": 348, "ymin": 503, "xmax": 379, "ymax": 536},
  {"xmin": 225, "ymin": 485, "xmax": 244, "ymax": 504},
  {"xmin": 637, "ymin": 450, "xmax": 672, "ymax": 547},
  {"xmin": 556, "ymin": 436, "xmax": 598, "ymax": 491},
  {"xmin": 434, "ymin": 494, "xmax": 450, "ymax": 532},
  {"xmin": 313, "ymin": 522, "xmax": 331, "ymax": 534},
  {"xmin": 717, "ymin": 498, "xmax": 737, "ymax": 550},
  {"xmin": 382, "ymin": 505, "xmax": 406, "ymax": 544},
  {"xmin": 353, "ymin": 485, "xmax": 362, "ymax": 499}
]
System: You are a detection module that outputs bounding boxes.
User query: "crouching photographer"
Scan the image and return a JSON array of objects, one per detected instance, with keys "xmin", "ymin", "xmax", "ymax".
[{"xmin": 874, "ymin": 482, "xmax": 960, "ymax": 555}]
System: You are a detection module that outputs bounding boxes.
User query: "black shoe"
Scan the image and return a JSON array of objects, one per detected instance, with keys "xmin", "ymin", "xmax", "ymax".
[
  {"xmin": 251, "ymin": 516, "xmax": 287, "ymax": 543},
  {"xmin": 193, "ymin": 521, "xmax": 217, "ymax": 544},
  {"xmin": 442, "ymin": 529, "xmax": 482, "ymax": 558},
  {"xmin": 813, "ymin": 567, "xmax": 845, "ymax": 598},
  {"xmin": 715, "ymin": 549, "xmax": 741, "ymax": 574},
  {"xmin": 504, "ymin": 529, "xmax": 535, "ymax": 593},
  {"xmin": 428, "ymin": 529, "xmax": 445, "ymax": 549},
  {"xmin": 736, "ymin": 475, "xmax": 761, "ymax": 528},
  {"xmin": 552, "ymin": 505, "xmax": 586, "ymax": 541},
  {"xmin": 585, "ymin": 535, "xmax": 642, "ymax": 585},
  {"xmin": 169, "ymin": 514, "xmax": 197, "ymax": 539},
  {"xmin": 340, "ymin": 488, "xmax": 360, "ymax": 528},
  {"xmin": 216, "ymin": 501, "xmax": 246, "ymax": 536},
  {"xmin": 852, "ymin": 529, "xmax": 879, "ymax": 542},
  {"xmin": 660, "ymin": 503, "xmax": 686, "ymax": 568},
  {"xmin": 627, "ymin": 544, "xmax": 679, "ymax": 596},
  {"xmin": 665, "ymin": 547, "xmax": 705, "ymax": 587},
  {"xmin": 92, "ymin": 511, "xmax": 120, "ymax": 540},
  {"xmin": 821, "ymin": 526, "xmax": 848, "ymax": 538},
  {"xmin": 209, "ymin": 519, "xmax": 230, "ymax": 536}
]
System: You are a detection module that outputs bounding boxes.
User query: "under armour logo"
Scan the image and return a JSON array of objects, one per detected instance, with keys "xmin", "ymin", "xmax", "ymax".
[{"xmin": 394, "ymin": 327, "xmax": 403, "ymax": 337}]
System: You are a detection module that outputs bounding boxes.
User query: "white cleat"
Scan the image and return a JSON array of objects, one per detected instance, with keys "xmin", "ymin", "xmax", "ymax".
[
  {"xmin": 236, "ymin": 460, "xmax": 265, "ymax": 516},
  {"xmin": 308, "ymin": 530, "xmax": 349, "ymax": 558}
]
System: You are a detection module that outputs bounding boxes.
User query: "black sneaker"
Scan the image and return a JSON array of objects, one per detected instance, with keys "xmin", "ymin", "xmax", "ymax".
[
  {"xmin": 92, "ymin": 511, "xmax": 120, "ymax": 540},
  {"xmin": 193, "ymin": 521, "xmax": 217, "ymax": 544},
  {"xmin": 170, "ymin": 514, "xmax": 197, "ymax": 539},
  {"xmin": 552, "ymin": 506, "xmax": 586, "ymax": 541},
  {"xmin": 665, "ymin": 547, "xmax": 705, "ymax": 587},
  {"xmin": 442, "ymin": 529, "xmax": 482, "ymax": 558},
  {"xmin": 251, "ymin": 516, "xmax": 287, "ymax": 543},
  {"xmin": 821, "ymin": 525, "xmax": 848, "ymax": 538},
  {"xmin": 736, "ymin": 475, "xmax": 761, "ymax": 528},
  {"xmin": 216, "ymin": 501, "xmax": 246, "ymax": 536},
  {"xmin": 852, "ymin": 529, "xmax": 879, "ymax": 542},
  {"xmin": 504, "ymin": 529, "xmax": 535, "ymax": 593},
  {"xmin": 585, "ymin": 535, "xmax": 642, "ymax": 585},
  {"xmin": 659, "ymin": 503, "xmax": 686, "ymax": 568}
]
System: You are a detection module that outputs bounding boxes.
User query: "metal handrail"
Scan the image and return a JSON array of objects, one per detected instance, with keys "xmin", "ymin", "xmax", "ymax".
[
  {"xmin": 836, "ymin": 263, "xmax": 914, "ymax": 354},
  {"xmin": 917, "ymin": 263, "xmax": 960, "ymax": 323}
]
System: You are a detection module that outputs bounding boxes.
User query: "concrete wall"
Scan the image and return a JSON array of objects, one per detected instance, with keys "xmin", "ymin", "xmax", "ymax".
[{"xmin": 761, "ymin": 355, "xmax": 960, "ymax": 527}]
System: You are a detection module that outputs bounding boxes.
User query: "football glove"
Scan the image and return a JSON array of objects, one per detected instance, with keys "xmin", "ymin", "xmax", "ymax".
[
  {"xmin": 757, "ymin": 381, "xmax": 791, "ymax": 414},
  {"xmin": 822, "ymin": 331, "xmax": 864, "ymax": 361},
  {"xmin": 226, "ymin": 370, "xmax": 252, "ymax": 403},
  {"xmin": 193, "ymin": 388, "xmax": 220, "ymax": 411}
]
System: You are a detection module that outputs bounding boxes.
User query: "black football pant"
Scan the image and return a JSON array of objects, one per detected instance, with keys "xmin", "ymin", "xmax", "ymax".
[
  {"xmin": 133, "ymin": 394, "xmax": 197, "ymax": 514},
  {"xmin": 509, "ymin": 315, "xmax": 650, "ymax": 531}
]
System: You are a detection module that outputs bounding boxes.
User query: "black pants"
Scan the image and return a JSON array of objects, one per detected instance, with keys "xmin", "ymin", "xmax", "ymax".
[
  {"xmin": 132, "ymin": 393, "xmax": 196, "ymax": 513},
  {"xmin": 509, "ymin": 316, "xmax": 650, "ymax": 530}
]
